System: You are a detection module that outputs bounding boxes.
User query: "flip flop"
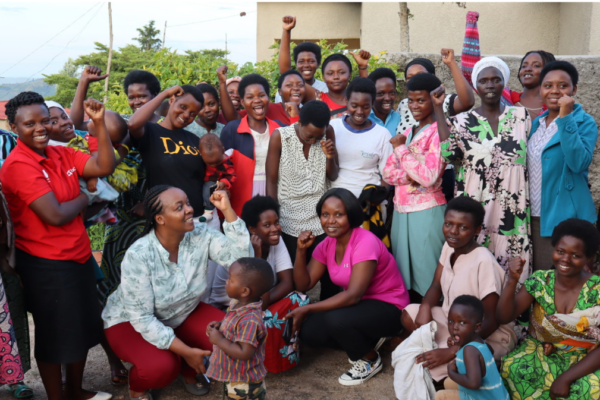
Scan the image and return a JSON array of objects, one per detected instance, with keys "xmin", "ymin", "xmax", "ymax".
[
  {"xmin": 7, "ymin": 383, "xmax": 34, "ymax": 399},
  {"xmin": 177, "ymin": 375, "xmax": 209, "ymax": 396},
  {"xmin": 111, "ymin": 366, "xmax": 129, "ymax": 386}
]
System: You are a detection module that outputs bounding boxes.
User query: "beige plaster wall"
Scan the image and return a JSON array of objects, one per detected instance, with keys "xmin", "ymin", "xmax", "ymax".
[
  {"xmin": 360, "ymin": 3, "xmax": 402, "ymax": 54},
  {"xmin": 591, "ymin": 4, "xmax": 600, "ymax": 55},
  {"xmin": 256, "ymin": 2, "xmax": 361, "ymax": 61},
  {"xmin": 558, "ymin": 2, "xmax": 593, "ymax": 55}
]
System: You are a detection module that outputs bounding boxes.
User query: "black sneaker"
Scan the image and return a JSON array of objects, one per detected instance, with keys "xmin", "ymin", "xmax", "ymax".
[{"xmin": 338, "ymin": 353, "xmax": 382, "ymax": 386}]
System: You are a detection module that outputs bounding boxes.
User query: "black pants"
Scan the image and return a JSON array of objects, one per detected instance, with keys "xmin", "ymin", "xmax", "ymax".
[
  {"xmin": 299, "ymin": 299, "xmax": 402, "ymax": 361},
  {"xmin": 441, "ymin": 168, "xmax": 455, "ymax": 203},
  {"xmin": 281, "ymin": 231, "xmax": 340, "ymax": 301}
]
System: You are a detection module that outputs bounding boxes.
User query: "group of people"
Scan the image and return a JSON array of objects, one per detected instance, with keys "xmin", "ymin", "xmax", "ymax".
[{"xmin": 0, "ymin": 9, "xmax": 598, "ymax": 400}]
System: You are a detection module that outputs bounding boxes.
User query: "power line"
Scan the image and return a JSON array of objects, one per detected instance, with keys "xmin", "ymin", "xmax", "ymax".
[
  {"xmin": 0, "ymin": 3, "xmax": 101, "ymax": 76},
  {"xmin": 169, "ymin": 10, "xmax": 255, "ymax": 28}
]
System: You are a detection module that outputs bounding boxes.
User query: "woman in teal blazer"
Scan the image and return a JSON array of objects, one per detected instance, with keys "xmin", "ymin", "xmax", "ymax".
[{"xmin": 527, "ymin": 61, "xmax": 598, "ymax": 271}]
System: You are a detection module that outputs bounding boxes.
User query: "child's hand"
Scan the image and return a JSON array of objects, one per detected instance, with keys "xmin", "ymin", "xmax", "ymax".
[
  {"xmin": 206, "ymin": 321, "xmax": 221, "ymax": 337},
  {"xmin": 215, "ymin": 181, "xmax": 227, "ymax": 191},
  {"xmin": 390, "ymin": 134, "xmax": 407, "ymax": 149},
  {"xmin": 507, "ymin": 257, "xmax": 525, "ymax": 282},
  {"xmin": 431, "ymin": 86, "xmax": 446, "ymax": 108},
  {"xmin": 543, "ymin": 342, "xmax": 556, "ymax": 356},
  {"xmin": 81, "ymin": 65, "xmax": 108, "ymax": 83},
  {"xmin": 447, "ymin": 359, "xmax": 458, "ymax": 374},
  {"xmin": 441, "ymin": 49, "xmax": 456, "ymax": 66},
  {"xmin": 282, "ymin": 15, "xmax": 296, "ymax": 31},
  {"xmin": 217, "ymin": 65, "xmax": 228, "ymax": 84},
  {"xmin": 83, "ymin": 97, "xmax": 105, "ymax": 121},
  {"xmin": 86, "ymin": 177, "xmax": 98, "ymax": 193},
  {"xmin": 297, "ymin": 230, "xmax": 316, "ymax": 250},
  {"xmin": 320, "ymin": 139, "xmax": 336, "ymax": 159},
  {"xmin": 207, "ymin": 325, "xmax": 223, "ymax": 345},
  {"xmin": 349, "ymin": 50, "xmax": 371, "ymax": 70},
  {"xmin": 447, "ymin": 336, "xmax": 455, "ymax": 347},
  {"xmin": 558, "ymin": 94, "xmax": 575, "ymax": 118},
  {"xmin": 251, "ymin": 234, "xmax": 262, "ymax": 259}
]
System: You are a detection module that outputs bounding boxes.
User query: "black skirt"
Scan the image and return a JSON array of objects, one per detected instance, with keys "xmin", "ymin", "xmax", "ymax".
[{"xmin": 16, "ymin": 249, "xmax": 102, "ymax": 364}]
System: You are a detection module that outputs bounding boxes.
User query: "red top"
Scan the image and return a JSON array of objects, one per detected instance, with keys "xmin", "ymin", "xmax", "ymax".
[
  {"xmin": 509, "ymin": 90, "xmax": 547, "ymax": 116},
  {"xmin": 239, "ymin": 103, "xmax": 299, "ymax": 126},
  {"xmin": 204, "ymin": 155, "xmax": 236, "ymax": 189},
  {"xmin": 1, "ymin": 140, "xmax": 92, "ymax": 263},
  {"xmin": 319, "ymin": 92, "xmax": 346, "ymax": 112}
]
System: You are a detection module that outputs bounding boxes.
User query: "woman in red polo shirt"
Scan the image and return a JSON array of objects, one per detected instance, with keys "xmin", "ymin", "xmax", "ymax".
[{"xmin": 1, "ymin": 92, "xmax": 116, "ymax": 400}]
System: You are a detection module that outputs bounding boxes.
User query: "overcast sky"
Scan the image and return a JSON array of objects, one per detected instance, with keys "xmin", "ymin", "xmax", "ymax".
[{"xmin": 0, "ymin": 1, "xmax": 257, "ymax": 83}]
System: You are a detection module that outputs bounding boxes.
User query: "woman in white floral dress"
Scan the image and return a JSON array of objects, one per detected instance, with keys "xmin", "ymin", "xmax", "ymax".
[{"xmin": 437, "ymin": 57, "xmax": 532, "ymax": 282}]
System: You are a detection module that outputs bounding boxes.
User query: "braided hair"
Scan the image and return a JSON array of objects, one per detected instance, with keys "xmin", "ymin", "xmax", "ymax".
[
  {"xmin": 141, "ymin": 185, "xmax": 173, "ymax": 236},
  {"xmin": 5, "ymin": 91, "xmax": 48, "ymax": 125}
]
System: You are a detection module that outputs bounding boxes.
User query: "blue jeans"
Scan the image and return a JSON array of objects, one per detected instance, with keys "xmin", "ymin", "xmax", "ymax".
[{"xmin": 202, "ymin": 181, "xmax": 217, "ymax": 210}]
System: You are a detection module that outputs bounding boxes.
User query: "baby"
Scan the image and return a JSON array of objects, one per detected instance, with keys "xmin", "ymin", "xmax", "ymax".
[
  {"xmin": 199, "ymin": 133, "xmax": 236, "ymax": 222},
  {"xmin": 206, "ymin": 257, "xmax": 273, "ymax": 400}
]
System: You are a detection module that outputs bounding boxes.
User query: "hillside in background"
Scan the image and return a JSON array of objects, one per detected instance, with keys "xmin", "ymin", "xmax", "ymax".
[{"xmin": 0, "ymin": 79, "xmax": 57, "ymax": 100}]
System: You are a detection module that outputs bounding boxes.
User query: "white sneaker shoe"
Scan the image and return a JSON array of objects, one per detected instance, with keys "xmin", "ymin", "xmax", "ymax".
[
  {"xmin": 200, "ymin": 210, "xmax": 213, "ymax": 222},
  {"xmin": 339, "ymin": 353, "xmax": 382, "ymax": 386}
]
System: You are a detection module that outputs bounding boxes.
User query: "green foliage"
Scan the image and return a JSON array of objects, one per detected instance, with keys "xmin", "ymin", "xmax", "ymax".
[{"xmin": 133, "ymin": 20, "xmax": 162, "ymax": 52}]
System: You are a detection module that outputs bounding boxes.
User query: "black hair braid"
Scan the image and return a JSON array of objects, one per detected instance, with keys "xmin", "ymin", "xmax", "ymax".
[
  {"xmin": 141, "ymin": 185, "xmax": 173, "ymax": 236},
  {"xmin": 5, "ymin": 91, "xmax": 48, "ymax": 124}
]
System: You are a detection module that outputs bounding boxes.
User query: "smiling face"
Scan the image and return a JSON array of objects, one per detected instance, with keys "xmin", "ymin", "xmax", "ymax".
[
  {"xmin": 320, "ymin": 196, "xmax": 351, "ymax": 239},
  {"xmin": 346, "ymin": 91, "xmax": 373, "ymax": 129},
  {"xmin": 48, "ymin": 107, "xmax": 76, "ymax": 142},
  {"xmin": 296, "ymin": 51, "xmax": 319, "ymax": 83},
  {"xmin": 476, "ymin": 67, "xmax": 505, "ymax": 106},
  {"xmin": 197, "ymin": 92, "xmax": 219, "ymax": 127},
  {"xmin": 227, "ymin": 81, "xmax": 241, "ymax": 110},
  {"xmin": 10, "ymin": 104, "xmax": 51, "ymax": 155},
  {"xmin": 241, "ymin": 83, "xmax": 270, "ymax": 122},
  {"xmin": 127, "ymin": 83, "xmax": 154, "ymax": 113},
  {"xmin": 323, "ymin": 60, "xmax": 350, "ymax": 94},
  {"xmin": 406, "ymin": 64, "xmax": 429, "ymax": 82},
  {"xmin": 442, "ymin": 210, "xmax": 481, "ymax": 250},
  {"xmin": 448, "ymin": 304, "xmax": 481, "ymax": 348},
  {"xmin": 519, "ymin": 53, "xmax": 544, "ymax": 89},
  {"xmin": 167, "ymin": 93, "xmax": 203, "ymax": 130},
  {"xmin": 407, "ymin": 90, "xmax": 433, "ymax": 122},
  {"xmin": 552, "ymin": 235, "xmax": 589, "ymax": 277},
  {"xmin": 374, "ymin": 77, "xmax": 396, "ymax": 117},
  {"xmin": 250, "ymin": 209, "xmax": 282, "ymax": 247},
  {"xmin": 154, "ymin": 187, "xmax": 195, "ymax": 233},
  {"xmin": 540, "ymin": 70, "xmax": 577, "ymax": 113},
  {"xmin": 297, "ymin": 123, "xmax": 326, "ymax": 145},
  {"xmin": 279, "ymin": 74, "xmax": 305, "ymax": 106}
]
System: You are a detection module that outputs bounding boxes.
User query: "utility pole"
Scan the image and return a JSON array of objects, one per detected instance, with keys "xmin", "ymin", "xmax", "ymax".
[
  {"xmin": 104, "ymin": 2, "xmax": 113, "ymax": 104},
  {"xmin": 162, "ymin": 21, "xmax": 167, "ymax": 49}
]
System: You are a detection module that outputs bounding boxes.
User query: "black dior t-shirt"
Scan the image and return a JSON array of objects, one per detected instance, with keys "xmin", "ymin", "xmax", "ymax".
[{"xmin": 135, "ymin": 122, "xmax": 205, "ymax": 217}]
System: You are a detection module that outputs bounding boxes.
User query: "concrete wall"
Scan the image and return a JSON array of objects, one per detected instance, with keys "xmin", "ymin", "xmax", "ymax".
[
  {"xmin": 256, "ymin": 2, "xmax": 361, "ymax": 61},
  {"xmin": 387, "ymin": 52, "xmax": 600, "ymax": 207}
]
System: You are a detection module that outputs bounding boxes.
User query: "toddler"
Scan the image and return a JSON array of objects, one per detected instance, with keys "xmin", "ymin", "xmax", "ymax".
[
  {"xmin": 199, "ymin": 133, "xmax": 236, "ymax": 222},
  {"xmin": 206, "ymin": 257, "xmax": 273, "ymax": 400}
]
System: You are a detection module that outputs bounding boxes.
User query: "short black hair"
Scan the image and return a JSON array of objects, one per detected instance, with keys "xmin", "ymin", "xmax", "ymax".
[
  {"xmin": 299, "ymin": 100, "xmax": 330, "ymax": 128},
  {"xmin": 539, "ymin": 60, "xmax": 579, "ymax": 87},
  {"xmin": 451, "ymin": 295, "xmax": 484, "ymax": 323},
  {"xmin": 235, "ymin": 257, "xmax": 275, "ymax": 300},
  {"xmin": 551, "ymin": 218, "xmax": 600, "ymax": 258},
  {"xmin": 5, "ymin": 91, "xmax": 48, "ymax": 125},
  {"xmin": 277, "ymin": 69, "xmax": 304, "ymax": 89},
  {"xmin": 293, "ymin": 42, "xmax": 322, "ymax": 65},
  {"xmin": 238, "ymin": 73, "xmax": 270, "ymax": 98},
  {"xmin": 241, "ymin": 195, "xmax": 280, "ymax": 228},
  {"xmin": 367, "ymin": 67, "xmax": 397, "ymax": 85},
  {"xmin": 123, "ymin": 70, "xmax": 161, "ymax": 97},
  {"xmin": 518, "ymin": 50, "xmax": 556, "ymax": 85},
  {"xmin": 321, "ymin": 54, "xmax": 352, "ymax": 75},
  {"xmin": 180, "ymin": 84, "xmax": 204, "ymax": 107},
  {"xmin": 406, "ymin": 72, "xmax": 442, "ymax": 92},
  {"xmin": 199, "ymin": 133, "xmax": 223, "ymax": 153},
  {"xmin": 445, "ymin": 196, "xmax": 485, "ymax": 228},
  {"xmin": 196, "ymin": 83, "xmax": 219, "ymax": 101},
  {"xmin": 316, "ymin": 188, "xmax": 364, "ymax": 229},
  {"xmin": 346, "ymin": 77, "xmax": 376, "ymax": 103}
]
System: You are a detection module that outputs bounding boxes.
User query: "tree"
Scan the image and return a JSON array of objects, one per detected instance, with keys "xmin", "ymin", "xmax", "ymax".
[
  {"xmin": 133, "ymin": 20, "xmax": 162, "ymax": 52},
  {"xmin": 58, "ymin": 58, "xmax": 79, "ymax": 78}
]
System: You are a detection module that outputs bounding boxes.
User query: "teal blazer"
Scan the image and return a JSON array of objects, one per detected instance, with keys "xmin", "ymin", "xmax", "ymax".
[{"xmin": 530, "ymin": 104, "xmax": 598, "ymax": 236}]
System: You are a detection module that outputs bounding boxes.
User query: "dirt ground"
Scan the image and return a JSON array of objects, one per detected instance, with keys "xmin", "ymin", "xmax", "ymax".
[{"xmin": 12, "ymin": 285, "xmax": 400, "ymax": 400}]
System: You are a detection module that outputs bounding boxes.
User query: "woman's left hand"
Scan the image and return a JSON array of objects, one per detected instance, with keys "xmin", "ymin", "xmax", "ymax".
[
  {"xmin": 390, "ymin": 134, "xmax": 407, "ymax": 149},
  {"xmin": 284, "ymin": 306, "xmax": 310, "ymax": 334},
  {"xmin": 550, "ymin": 374, "xmax": 572, "ymax": 400},
  {"xmin": 349, "ymin": 50, "xmax": 371, "ymax": 69},
  {"xmin": 210, "ymin": 190, "xmax": 232, "ymax": 212},
  {"xmin": 84, "ymin": 97, "xmax": 105, "ymax": 121},
  {"xmin": 415, "ymin": 348, "xmax": 455, "ymax": 370}
]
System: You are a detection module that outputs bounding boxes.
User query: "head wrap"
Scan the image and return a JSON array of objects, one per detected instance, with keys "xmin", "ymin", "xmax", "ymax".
[
  {"xmin": 471, "ymin": 56, "xmax": 510, "ymax": 87},
  {"xmin": 405, "ymin": 58, "xmax": 435, "ymax": 76},
  {"xmin": 225, "ymin": 76, "xmax": 242, "ymax": 87},
  {"xmin": 44, "ymin": 100, "xmax": 67, "ymax": 115}
]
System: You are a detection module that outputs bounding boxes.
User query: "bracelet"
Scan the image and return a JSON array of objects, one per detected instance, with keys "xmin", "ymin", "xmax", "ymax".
[{"xmin": 358, "ymin": 67, "xmax": 367, "ymax": 70}]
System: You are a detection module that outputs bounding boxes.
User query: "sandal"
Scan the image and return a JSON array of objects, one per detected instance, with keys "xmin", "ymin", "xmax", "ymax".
[
  {"xmin": 177, "ymin": 375, "xmax": 209, "ymax": 396},
  {"xmin": 130, "ymin": 392, "xmax": 153, "ymax": 400},
  {"xmin": 110, "ymin": 366, "xmax": 129, "ymax": 386},
  {"xmin": 7, "ymin": 383, "xmax": 34, "ymax": 399}
]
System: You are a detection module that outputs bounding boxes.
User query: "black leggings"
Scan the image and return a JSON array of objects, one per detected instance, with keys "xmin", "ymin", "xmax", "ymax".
[
  {"xmin": 299, "ymin": 299, "xmax": 402, "ymax": 361},
  {"xmin": 281, "ymin": 231, "xmax": 340, "ymax": 301}
]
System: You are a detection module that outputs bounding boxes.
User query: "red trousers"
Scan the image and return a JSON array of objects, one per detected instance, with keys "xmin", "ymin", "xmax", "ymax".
[{"xmin": 105, "ymin": 302, "xmax": 224, "ymax": 392}]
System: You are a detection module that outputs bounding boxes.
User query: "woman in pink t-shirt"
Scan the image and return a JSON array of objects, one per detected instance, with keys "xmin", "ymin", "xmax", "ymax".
[{"xmin": 285, "ymin": 188, "xmax": 409, "ymax": 386}]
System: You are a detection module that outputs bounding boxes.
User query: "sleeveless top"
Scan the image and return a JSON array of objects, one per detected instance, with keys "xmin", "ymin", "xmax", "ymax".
[
  {"xmin": 278, "ymin": 125, "xmax": 328, "ymax": 237},
  {"xmin": 456, "ymin": 341, "xmax": 509, "ymax": 400}
]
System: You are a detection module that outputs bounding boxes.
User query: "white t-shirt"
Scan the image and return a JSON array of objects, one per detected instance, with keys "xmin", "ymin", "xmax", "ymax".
[
  {"xmin": 274, "ymin": 78, "xmax": 329, "ymax": 103},
  {"xmin": 330, "ymin": 117, "xmax": 394, "ymax": 198},
  {"xmin": 250, "ymin": 123, "xmax": 270, "ymax": 182},
  {"xmin": 208, "ymin": 239, "xmax": 293, "ymax": 308}
]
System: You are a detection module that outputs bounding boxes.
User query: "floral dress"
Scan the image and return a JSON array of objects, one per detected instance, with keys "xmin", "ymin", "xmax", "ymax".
[
  {"xmin": 501, "ymin": 270, "xmax": 600, "ymax": 399},
  {"xmin": 442, "ymin": 106, "xmax": 532, "ymax": 281}
]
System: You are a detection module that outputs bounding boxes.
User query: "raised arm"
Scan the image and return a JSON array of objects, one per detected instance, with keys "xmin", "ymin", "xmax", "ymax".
[
  {"xmin": 128, "ymin": 86, "xmax": 183, "ymax": 139},
  {"xmin": 432, "ymin": 86, "xmax": 452, "ymax": 142},
  {"xmin": 217, "ymin": 65, "xmax": 241, "ymax": 122},
  {"xmin": 496, "ymin": 258, "xmax": 535, "ymax": 324},
  {"xmin": 265, "ymin": 129, "xmax": 282, "ymax": 201},
  {"xmin": 556, "ymin": 98, "xmax": 598, "ymax": 174},
  {"xmin": 70, "ymin": 66, "xmax": 108, "ymax": 130},
  {"xmin": 441, "ymin": 48, "xmax": 475, "ymax": 115},
  {"xmin": 349, "ymin": 50, "xmax": 371, "ymax": 78},
  {"xmin": 322, "ymin": 125, "xmax": 339, "ymax": 181},
  {"xmin": 291, "ymin": 231, "xmax": 327, "ymax": 293},
  {"xmin": 81, "ymin": 98, "xmax": 116, "ymax": 179},
  {"xmin": 278, "ymin": 16, "xmax": 296, "ymax": 74}
]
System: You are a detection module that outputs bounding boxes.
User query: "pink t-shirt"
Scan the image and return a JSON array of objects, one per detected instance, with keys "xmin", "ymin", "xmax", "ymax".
[{"xmin": 312, "ymin": 227, "xmax": 409, "ymax": 310}]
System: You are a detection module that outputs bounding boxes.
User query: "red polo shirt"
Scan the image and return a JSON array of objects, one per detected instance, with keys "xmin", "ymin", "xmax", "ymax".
[{"xmin": 1, "ymin": 140, "xmax": 92, "ymax": 263}]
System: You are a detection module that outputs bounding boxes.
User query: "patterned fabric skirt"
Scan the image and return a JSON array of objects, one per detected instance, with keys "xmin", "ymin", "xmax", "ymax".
[
  {"xmin": 501, "ymin": 337, "xmax": 600, "ymax": 399},
  {"xmin": 263, "ymin": 292, "xmax": 309, "ymax": 373},
  {"xmin": 0, "ymin": 271, "xmax": 30, "ymax": 374},
  {"xmin": 0, "ymin": 272, "xmax": 24, "ymax": 385}
]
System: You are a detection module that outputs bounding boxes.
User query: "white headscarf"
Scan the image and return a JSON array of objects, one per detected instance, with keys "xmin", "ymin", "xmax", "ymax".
[
  {"xmin": 471, "ymin": 56, "xmax": 510, "ymax": 87},
  {"xmin": 44, "ymin": 100, "xmax": 67, "ymax": 115}
]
